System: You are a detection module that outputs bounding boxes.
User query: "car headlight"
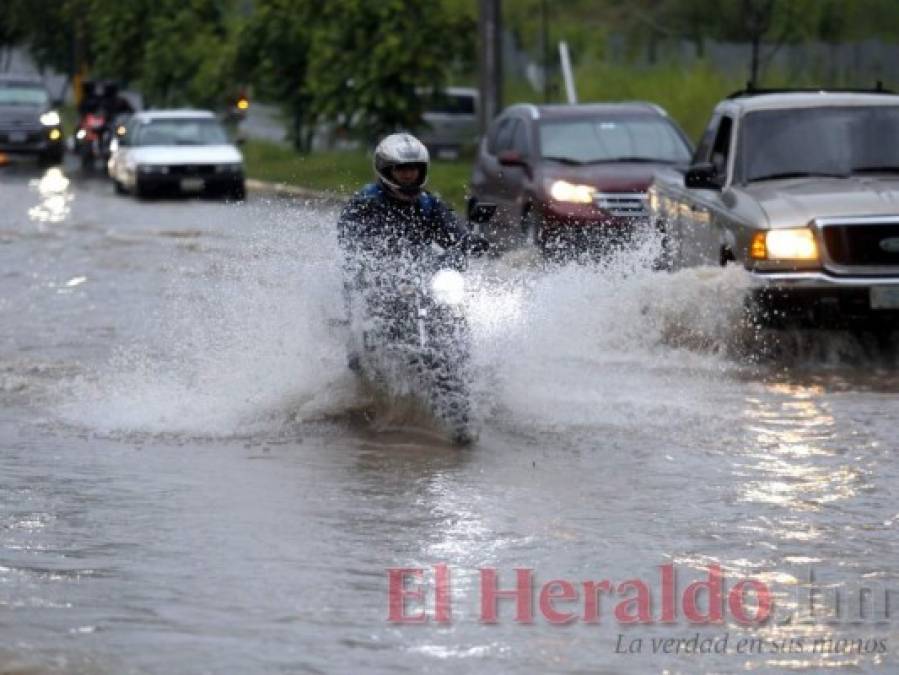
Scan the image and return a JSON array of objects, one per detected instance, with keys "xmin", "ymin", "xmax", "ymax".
[
  {"xmin": 215, "ymin": 163, "xmax": 243, "ymax": 173},
  {"xmin": 40, "ymin": 110, "xmax": 61, "ymax": 127},
  {"xmin": 547, "ymin": 179, "xmax": 595, "ymax": 204},
  {"xmin": 750, "ymin": 228, "xmax": 819, "ymax": 261},
  {"xmin": 430, "ymin": 269, "xmax": 465, "ymax": 305}
]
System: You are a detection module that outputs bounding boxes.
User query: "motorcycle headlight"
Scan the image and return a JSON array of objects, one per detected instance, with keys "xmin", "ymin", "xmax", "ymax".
[
  {"xmin": 40, "ymin": 110, "xmax": 61, "ymax": 127},
  {"xmin": 430, "ymin": 269, "xmax": 466, "ymax": 305}
]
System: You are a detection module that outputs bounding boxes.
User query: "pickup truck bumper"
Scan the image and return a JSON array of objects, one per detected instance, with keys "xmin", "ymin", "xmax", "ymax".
[{"xmin": 749, "ymin": 271, "xmax": 899, "ymax": 327}]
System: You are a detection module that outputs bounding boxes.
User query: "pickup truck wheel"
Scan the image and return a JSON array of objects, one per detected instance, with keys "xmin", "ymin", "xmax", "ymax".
[{"xmin": 719, "ymin": 245, "xmax": 736, "ymax": 266}]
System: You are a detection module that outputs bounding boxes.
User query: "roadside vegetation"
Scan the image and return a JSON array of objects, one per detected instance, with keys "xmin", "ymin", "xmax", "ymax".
[
  {"xmin": 242, "ymin": 140, "xmax": 472, "ymax": 209},
  {"xmin": 4, "ymin": 0, "xmax": 899, "ymax": 198}
]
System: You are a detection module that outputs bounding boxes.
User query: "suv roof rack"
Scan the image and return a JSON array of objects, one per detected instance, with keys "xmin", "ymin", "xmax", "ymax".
[{"xmin": 727, "ymin": 81, "xmax": 894, "ymax": 99}]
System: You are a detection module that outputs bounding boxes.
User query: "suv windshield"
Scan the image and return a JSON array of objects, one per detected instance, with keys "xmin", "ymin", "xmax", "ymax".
[
  {"xmin": 741, "ymin": 106, "xmax": 899, "ymax": 182},
  {"xmin": 134, "ymin": 119, "xmax": 229, "ymax": 146},
  {"xmin": 538, "ymin": 116, "xmax": 691, "ymax": 164},
  {"xmin": 0, "ymin": 84, "xmax": 50, "ymax": 108}
]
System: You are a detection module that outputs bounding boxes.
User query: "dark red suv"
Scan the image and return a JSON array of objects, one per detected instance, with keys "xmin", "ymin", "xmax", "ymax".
[{"xmin": 468, "ymin": 102, "xmax": 693, "ymax": 254}]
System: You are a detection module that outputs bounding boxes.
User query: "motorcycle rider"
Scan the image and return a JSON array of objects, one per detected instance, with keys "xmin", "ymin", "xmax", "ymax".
[
  {"xmin": 337, "ymin": 132, "xmax": 487, "ymax": 264},
  {"xmin": 337, "ymin": 132, "xmax": 488, "ymax": 370}
]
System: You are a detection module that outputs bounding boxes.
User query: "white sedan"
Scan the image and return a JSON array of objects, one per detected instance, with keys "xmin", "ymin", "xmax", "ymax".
[{"xmin": 108, "ymin": 109, "xmax": 245, "ymax": 199}]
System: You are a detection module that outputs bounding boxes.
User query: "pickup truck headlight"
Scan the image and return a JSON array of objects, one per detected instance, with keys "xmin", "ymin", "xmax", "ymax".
[
  {"xmin": 751, "ymin": 228, "xmax": 819, "ymax": 261},
  {"xmin": 40, "ymin": 110, "xmax": 61, "ymax": 127},
  {"xmin": 547, "ymin": 179, "xmax": 595, "ymax": 204}
]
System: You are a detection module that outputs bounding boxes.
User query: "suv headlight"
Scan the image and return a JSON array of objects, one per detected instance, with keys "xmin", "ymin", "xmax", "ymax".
[
  {"xmin": 40, "ymin": 110, "xmax": 61, "ymax": 127},
  {"xmin": 547, "ymin": 179, "xmax": 595, "ymax": 204},
  {"xmin": 430, "ymin": 269, "xmax": 465, "ymax": 305},
  {"xmin": 751, "ymin": 228, "xmax": 819, "ymax": 261}
]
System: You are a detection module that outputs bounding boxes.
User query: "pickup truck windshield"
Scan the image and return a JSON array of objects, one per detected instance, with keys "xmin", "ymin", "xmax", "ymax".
[
  {"xmin": 539, "ymin": 116, "xmax": 691, "ymax": 164},
  {"xmin": 742, "ymin": 106, "xmax": 899, "ymax": 182},
  {"xmin": 134, "ymin": 119, "xmax": 229, "ymax": 146},
  {"xmin": 0, "ymin": 85, "xmax": 50, "ymax": 107}
]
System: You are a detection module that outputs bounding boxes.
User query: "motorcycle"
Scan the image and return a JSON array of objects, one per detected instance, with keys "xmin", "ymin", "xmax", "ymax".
[
  {"xmin": 74, "ymin": 111, "xmax": 108, "ymax": 170},
  {"xmin": 347, "ymin": 204, "xmax": 494, "ymax": 445}
]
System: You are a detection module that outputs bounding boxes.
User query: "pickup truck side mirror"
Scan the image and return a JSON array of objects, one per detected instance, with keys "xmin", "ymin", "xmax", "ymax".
[{"xmin": 685, "ymin": 162, "xmax": 722, "ymax": 190}]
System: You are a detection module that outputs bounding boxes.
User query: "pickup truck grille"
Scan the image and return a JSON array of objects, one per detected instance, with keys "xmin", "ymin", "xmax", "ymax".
[
  {"xmin": 594, "ymin": 192, "xmax": 648, "ymax": 218},
  {"xmin": 821, "ymin": 221, "xmax": 899, "ymax": 269}
]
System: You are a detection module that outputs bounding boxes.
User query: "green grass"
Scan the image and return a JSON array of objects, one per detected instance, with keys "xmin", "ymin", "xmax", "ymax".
[
  {"xmin": 507, "ymin": 61, "xmax": 828, "ymax": 144},
  {"xmin": 242, "ymin": 140, "xmax": 473, "ymax": 210}
]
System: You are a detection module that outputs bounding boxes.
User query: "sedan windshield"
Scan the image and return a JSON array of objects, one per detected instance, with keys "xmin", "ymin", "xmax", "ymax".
[
  {"xmin": 134, "ymin": 119, "xmax": 229, "ymax": 146},
  {"xmin": 0, "ymin": 85, "xmax": 50, "ymax": 107},
  {"xmin": 538, "ymin": 116, "xmax": 692, "ymax": 164},
  {"xmin": 741, "ymin": 106, "xmax": 899, "ymax": 182}
]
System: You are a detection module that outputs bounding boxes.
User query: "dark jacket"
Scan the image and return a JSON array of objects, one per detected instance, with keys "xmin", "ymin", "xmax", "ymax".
[{"xmin": 337, "ymin": 182, "xmax": 472, "ymax": 265}]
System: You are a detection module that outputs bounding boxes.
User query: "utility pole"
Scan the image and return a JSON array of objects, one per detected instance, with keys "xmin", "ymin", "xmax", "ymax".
[
  {"xmin": 541, "ymin": 0, "xmax": 549, "ymax": 102},
  {"xmin": 478, "ymin": 0, "xmax": 503, "ymax": 135}
]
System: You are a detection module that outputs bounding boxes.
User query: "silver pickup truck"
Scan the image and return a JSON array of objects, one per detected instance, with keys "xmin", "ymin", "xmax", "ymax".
[{"xmin": 649, "ymin": 89, "xmax": 899, "ymax": 326}]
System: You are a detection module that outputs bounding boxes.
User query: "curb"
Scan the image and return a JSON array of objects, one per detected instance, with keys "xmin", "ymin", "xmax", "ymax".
[{"xmin": 245, "ymin": 178, "xmax": 346, "ymax": 204}]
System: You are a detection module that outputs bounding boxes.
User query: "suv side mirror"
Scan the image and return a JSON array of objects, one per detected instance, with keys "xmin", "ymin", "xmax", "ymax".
[
  {"xmin": 498, "ymin": 149, "xmax": 526, "ymax": 167},
  {"xmin": 685, "ymin": 162, "xmax": 722, "ymax": 190}
]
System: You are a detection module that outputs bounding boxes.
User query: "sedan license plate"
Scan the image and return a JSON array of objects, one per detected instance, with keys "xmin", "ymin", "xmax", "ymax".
[
  {"xmin": 180, "ymin": 178, "xmax": 204, "ymax": 192},
  {"xmin": 870, "ymin": 286, "xmax": 899, "ymax": 310},
  {"xmin": 8, "ymin": 131, "xmax": 27, "ymax": 144}
]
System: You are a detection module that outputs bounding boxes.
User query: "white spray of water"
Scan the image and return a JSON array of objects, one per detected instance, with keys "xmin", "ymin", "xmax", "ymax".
[
  {"xmin": 58, "ymin": 211, "xmax": 803, "ymax": 440},
  {"xmin": 59, "ymin": 201, "xmax": 355, "ymax": 436}
]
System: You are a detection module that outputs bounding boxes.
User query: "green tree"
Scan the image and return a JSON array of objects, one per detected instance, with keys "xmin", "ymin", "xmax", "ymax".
[
  {"xmin": 88, "ymin": 0, "xmax": 157, "ymax": 84},
  {"xmin": 304, "ymin": 0, "xmax": 475, "ymax": 142},
  {"xmin": 139, "ymin": 0, "xmax": 241, "ymax": 108},
  {"xmin": 236, "ymin": 0, "xmax": 315, "ymax": 150}
]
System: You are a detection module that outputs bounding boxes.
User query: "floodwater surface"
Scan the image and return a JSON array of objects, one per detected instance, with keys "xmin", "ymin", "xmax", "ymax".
[{"xmin": 1, "ymin": 161, "xmax": 898, "ymax": 674}]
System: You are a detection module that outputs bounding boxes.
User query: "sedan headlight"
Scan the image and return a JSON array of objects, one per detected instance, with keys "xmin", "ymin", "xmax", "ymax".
[
  {"xmin": 430, "ymin": 269, "xmax": 465, "ymax": 305},
  {"xmin": 40, "ymin": 110, "xmax": 61, "ymax": 127},
  {"xmin": 547, "ymin": 179, "xmax": 595, "ymax": 204},
  {"xmin": 751, "ymin": 228, "xmax": 819, "ymax": 261}
]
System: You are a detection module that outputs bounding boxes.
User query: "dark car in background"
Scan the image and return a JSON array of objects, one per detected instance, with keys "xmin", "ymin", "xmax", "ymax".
[
  {"xmin": 468, "ymin": 102, "xmax": 693, "ymax": 255},
  {"xmin": 0, "ymin": 76, "xmax": 64, "ymax": 164}
]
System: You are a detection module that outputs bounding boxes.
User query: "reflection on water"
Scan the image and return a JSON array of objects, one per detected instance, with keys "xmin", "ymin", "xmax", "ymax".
[
  {"xmin": 28, "ymin": 167, "xmax": 72, "ymax": 225},
  {"xmin": 739, "ymin": 383, "xmax": 852, "ymax": 513},
  {"xmin": 734, "ymin": 382, "xmax": 887, "ymax": 671}
]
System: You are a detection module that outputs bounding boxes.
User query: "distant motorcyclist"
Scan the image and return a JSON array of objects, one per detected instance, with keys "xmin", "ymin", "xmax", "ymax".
[{"xmin": 337, "ymin": 132, "xmax": 487, "ymax": 268}]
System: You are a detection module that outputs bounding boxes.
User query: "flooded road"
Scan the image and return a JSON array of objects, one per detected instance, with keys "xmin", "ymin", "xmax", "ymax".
[{"xmin": 1, "ymin": 160, "xmax": 898, "ymax": 674}]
